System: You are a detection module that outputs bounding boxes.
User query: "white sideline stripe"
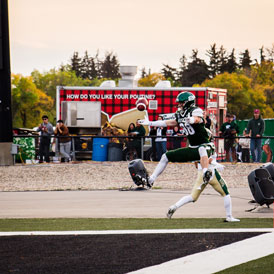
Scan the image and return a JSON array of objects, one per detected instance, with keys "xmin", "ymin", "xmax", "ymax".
[
  {"xmin": 129, "ymin": 232, "xmax": 274, "ymax": 274},
  {"xmin": 0, "ymin": 228, "xmax": 274, "ymax": 236}
]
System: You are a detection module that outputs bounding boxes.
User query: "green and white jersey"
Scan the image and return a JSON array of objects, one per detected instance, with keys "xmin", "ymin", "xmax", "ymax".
[{"xmin": 175, "ymin": 106, "xmax": 210, "ymax": 146}]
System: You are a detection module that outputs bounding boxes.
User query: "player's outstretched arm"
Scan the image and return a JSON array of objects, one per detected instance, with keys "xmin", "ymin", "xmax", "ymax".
[{"xmin": 138, "ymin": 115, "xmax": 177, "ymax": 127}]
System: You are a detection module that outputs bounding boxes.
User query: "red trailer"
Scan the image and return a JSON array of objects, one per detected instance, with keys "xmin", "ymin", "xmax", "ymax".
[{"xmin": 56, "ymin": 83, "xmax": 227, "ymax": 158}]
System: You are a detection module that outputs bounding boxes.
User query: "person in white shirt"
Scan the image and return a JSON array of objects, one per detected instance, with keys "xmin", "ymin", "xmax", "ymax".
[
  {"xmin": 155, "ymin": 116, "xmax": 167, "ymax": 161},
  {"xmin": 238, "ymin": 129, "xmax": 250, "ymax": 163}
]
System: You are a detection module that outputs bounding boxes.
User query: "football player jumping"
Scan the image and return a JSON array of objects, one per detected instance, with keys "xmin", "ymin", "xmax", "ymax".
[
  {"xmin": 138, "ymin": 91, "xmax": 214, "ymax": 187},
  {"xmin": 166, "ymin": 154, "xmax": 240, "ymax": 222}
]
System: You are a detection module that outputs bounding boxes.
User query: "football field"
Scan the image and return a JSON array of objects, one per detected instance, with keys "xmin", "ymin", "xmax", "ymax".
[{"xmin": 0, "ymin": 189, "xmax": 273, "ymax": 273}]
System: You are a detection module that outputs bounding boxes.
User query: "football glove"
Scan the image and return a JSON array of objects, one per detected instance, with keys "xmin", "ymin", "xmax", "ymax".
[{"xmin": 138, "ymin": 115, "xmax": 150, "ymax": 126}]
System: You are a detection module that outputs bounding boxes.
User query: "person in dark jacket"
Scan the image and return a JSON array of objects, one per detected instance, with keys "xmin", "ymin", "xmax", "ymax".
[
  {"xmin": 129, "ymin": 120, "xmax": 146, "ymax": 158},
  {"xmin": 219, "ymin": 114, "xmax": 239, "ymax": 162},
  {"xmin": 36, "ymin": 115, "xmax": 54, "ymax": 163},
  {"xmin": 54, "ymin": 120, "xmax": 71, "ymax": 162},
  {"xmin": 246, "ymin": 109, "xmax": 265, "ymax": 163}
]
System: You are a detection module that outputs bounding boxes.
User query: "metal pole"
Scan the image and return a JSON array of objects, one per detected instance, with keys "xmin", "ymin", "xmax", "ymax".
[
  {"xmin": 0, "ymin": 0, "xmax": 13, "ymax": 165},
  {"xmin": 141, "ymin": 137, "xmax": 144, "ymax": 160},
  {"xmin": 72, "ymin": 137, "xmax": 76, "ymax": 161}
]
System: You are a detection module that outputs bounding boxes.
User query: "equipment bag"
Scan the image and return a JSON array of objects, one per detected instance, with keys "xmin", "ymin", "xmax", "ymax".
[
  {"xmin": 248, "ymin": 166, "xmax": 274, "ymax": 206},
  {"xmin": 128, "ymin": 159, "xmax": 149, "ymax": 187}
]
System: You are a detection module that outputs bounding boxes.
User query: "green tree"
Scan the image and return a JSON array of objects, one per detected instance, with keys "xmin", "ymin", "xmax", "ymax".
[
  {"xmin": 206, "ymin": 43, "xmax": 220, "ymax": 78},
  {"xmin": 263, "ymin": 85, "xmax": 274, "ymax": 108},
  {"xmin": 239, "ymin": 49, "xmax": 252, "ymax": 70},
  {"xmin": 80, "ymin": 51, "xmax": 100, "ymax": 80},
  {"xmin": 198, "ymin": 72, "xmax": 274, "ymax": 119},
  {"xmin": 70, "ymin": 51, "xmax": 82, "ymax": 77},
  {"xmin": 31, "ymin": 68, "xmax": 93, "ymax": 101},
  {"xmin": 176, "ymin": 54, "xmax": 188, "ymax": 86},
  {"xmin": 266, "ymin": 44, "xmax": 274, "ymax": 62},
  {"xmin": 100, "ymin": 51, "xmax": 121, "ymax": 79},
  {"xmin": 161, "ymin": 64, "xmax": 177, "ymax": 82},
  {"xmin": 225, "ymin": 48, "xmax": 238, "ymax": 73},
  {"xmin": 11, "ymin": 74, "xmax": 54, "ymax": 128},
  {"xmin": 31, "ymin": 68, "xmax": 97, "ymax": 120},
  {"xmin": 250, "ymin": 61, "xmax": 274, "ymax": 86},
  {"xmin": 180, "ymin": 50, "xmax": 209, "ymax": 86},
  {"xmin": 218, "ymin": 45, "xmax": 228, "ymax": 74},
  {"xmin": 138, "ymin": 73, "xmax": 165, "ymax": 87},
  {"xmin": 259, "ymin": 46, "xmax": 265, "ymax": 63}
]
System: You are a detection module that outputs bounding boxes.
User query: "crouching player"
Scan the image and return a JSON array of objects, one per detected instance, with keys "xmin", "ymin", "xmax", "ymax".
[{"xmin": 167, "ymin": 155, "xmax": 240, "ymax": 222}]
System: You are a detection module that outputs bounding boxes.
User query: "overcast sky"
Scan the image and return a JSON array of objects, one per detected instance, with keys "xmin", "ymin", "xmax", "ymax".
[{"xmin": 9, "ymin": 0, "xmax": 274, "ymax": 78}]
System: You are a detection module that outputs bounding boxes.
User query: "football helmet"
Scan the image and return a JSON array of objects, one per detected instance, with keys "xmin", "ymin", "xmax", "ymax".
[{"xmin": 176, "ymin": 91, "xmax": 195, "ymax": 111}]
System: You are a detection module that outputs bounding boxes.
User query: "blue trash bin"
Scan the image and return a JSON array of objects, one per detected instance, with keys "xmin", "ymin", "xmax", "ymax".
[{"xmin": 92, "ymin": 138, "xmax": 109, "ymax": 161}]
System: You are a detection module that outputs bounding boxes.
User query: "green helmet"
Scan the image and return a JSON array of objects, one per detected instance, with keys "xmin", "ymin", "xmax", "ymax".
[{"xmin": 175, "ymin": 91, "xmax": 196, "ymax": 110}]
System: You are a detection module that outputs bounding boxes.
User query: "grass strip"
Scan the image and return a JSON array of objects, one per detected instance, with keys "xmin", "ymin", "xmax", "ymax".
[
  {"xmin": 0, "ymin": 218, "xmax": 272, "ymax": 231},
  {"xmin": 215, "ymin": 253, "xmax": 274, "ymax": 274}
]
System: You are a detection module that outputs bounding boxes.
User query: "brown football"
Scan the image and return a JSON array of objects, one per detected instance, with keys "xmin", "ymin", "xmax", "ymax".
[{"xmin": 136, "ymin": 98, "xmax": 148, "ymax": 111}]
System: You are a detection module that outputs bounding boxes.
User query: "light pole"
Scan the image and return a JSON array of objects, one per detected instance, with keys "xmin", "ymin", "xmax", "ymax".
[{"xmin": 0, "ymin": 0, "xmax": 13, "ymax": 165}]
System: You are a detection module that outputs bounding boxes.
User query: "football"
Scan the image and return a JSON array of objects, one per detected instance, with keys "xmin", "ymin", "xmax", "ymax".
[{"xmin": 136, "ymin": 98, "xmax": 148, "ymax": 111}]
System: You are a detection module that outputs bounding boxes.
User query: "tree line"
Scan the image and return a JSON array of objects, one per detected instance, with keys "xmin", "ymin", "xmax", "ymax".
[
  {"xmin": 69, "ymin": 44, "xmax": 274, "ymax": 87},
  {"xmin": 11, "ymin": 44, "xmax": 274, "ymax": 128}
]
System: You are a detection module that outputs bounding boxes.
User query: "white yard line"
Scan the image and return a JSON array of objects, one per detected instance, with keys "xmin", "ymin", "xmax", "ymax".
[
  {"xmin": 129, "ymin": 231, "xmax": 274, "ymax": 274},
  {"xmin": 0, "ymin": 228, "xmax": 273, "ymax": 236}
]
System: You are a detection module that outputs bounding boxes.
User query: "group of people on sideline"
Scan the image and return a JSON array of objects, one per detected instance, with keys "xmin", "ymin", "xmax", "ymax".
[
  {"xmin": 37, "ymin": 116, "xmax": 71, "ymax": 163},
  {"xmin": 220, "ymin": 109, "xmax": 271, "ymax": 163},
  {"xmin": 37, "ymin": 106, "xmax": 272, "ymax": 164}
]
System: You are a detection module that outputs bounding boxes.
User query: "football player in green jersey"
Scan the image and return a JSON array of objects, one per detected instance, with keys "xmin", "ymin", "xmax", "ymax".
[{"xmin": 138, "ymin": 91, "xmax": 215, "ymax": 188}]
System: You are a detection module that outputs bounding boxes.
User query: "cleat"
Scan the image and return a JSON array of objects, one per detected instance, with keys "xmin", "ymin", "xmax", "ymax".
[
  {"xmin": 166, "ymin": 206, "xmax": 176, "ymax": 219},
  {"xmin": 135, "ymin": 174, "xmax": 151, "ymax": 188},
  {"xmin": 135, "ymin": 174, "xmax": 145, "ymax": 185},
  {"xmin": 225, "ymin": 217, "xmax": 240, "ymax": 222}
]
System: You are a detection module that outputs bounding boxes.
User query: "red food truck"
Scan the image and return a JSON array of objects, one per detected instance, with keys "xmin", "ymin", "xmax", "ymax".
[{"xmin": 56, "ymin": 66, "xmax": 227, "ymax": 159}]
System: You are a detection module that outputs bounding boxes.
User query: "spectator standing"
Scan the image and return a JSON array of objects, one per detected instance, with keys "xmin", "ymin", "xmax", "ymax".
[
  {"xmin": 54, "ymin": 120, "xmax": 71, "ymax": 162},
  {"xmin": 219, "ymin": 114, "xmax": 239, "ymax": 162},
  {"xmin": 130, "ymin": 119, "xmax": 146, "ymax": 158},
  {"xmin": 155, "ymin": 116, "xmax": 167, "ymax": 161},
  {"xmin": 205, "ymin": 115, "xmax": 212, "ymax": 130},
  {"xmin": 127, "ymin": 123, "xmax": 136, "ymax": 142},
  {"xmin": 36, "ymin": 115, "xmax": 54, "ymax": 163},
  {"xmin": 238, "ymin": 129, "xmax": 250, "ymax": 163},
  {"xmin": 246, "ymin": 109, "xmax": 265, "ymax": 163},
  {"xmin": 172, "ymin": 126, "xmax": 183, "ymax": 149}
]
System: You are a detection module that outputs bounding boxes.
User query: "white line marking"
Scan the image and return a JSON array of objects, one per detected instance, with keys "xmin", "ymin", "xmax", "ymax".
[
  {"xmin": 129, "ymin": 232, "xmax": 274, "ymax": 274},
  {"xmin": 0, "ymin": 228, "xmax": 273, "ymax": 236}
]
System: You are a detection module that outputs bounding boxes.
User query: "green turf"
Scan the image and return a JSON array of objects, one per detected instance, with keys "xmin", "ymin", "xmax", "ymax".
[
  {"xmin": 0, "ymin": 218, "xmax": 272, "ymax": 231},
  {"xmin": 215, "ymin": 253, "xmax": 274, "ymax": 274}
]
